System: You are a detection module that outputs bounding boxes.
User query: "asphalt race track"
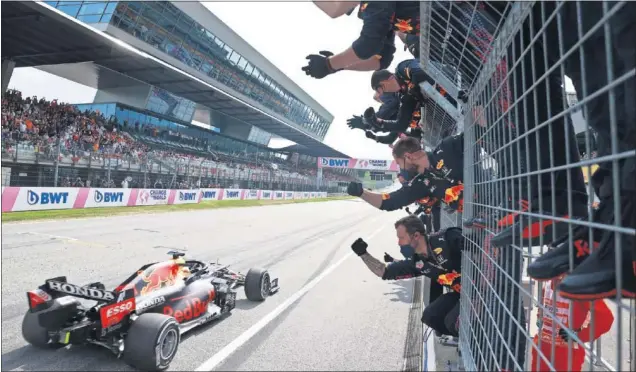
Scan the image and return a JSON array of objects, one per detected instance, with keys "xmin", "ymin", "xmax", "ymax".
[{"xmin": 1, "ymin": 200, "xmax": 420, "ymax": 371}]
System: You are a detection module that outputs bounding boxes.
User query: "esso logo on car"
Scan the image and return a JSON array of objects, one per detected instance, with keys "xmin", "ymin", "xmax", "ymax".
[{"xmin": 106, "ymin": 299, "xmax": 134, "ymax": 318}]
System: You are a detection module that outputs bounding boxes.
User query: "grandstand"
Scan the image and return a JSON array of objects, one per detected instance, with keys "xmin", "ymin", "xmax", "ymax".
[{"xmin": 1, "ymin": 1, "xmax": 356, "ymax": 192}]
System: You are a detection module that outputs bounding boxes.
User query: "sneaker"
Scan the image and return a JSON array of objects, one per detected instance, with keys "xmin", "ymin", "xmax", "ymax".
[
  {"xmin": 558, "ymin": 196, "xmax": 636, "ymax": 300},
  {"xmin": 526, "ymin": 223, "xmax": 601, "ymax": 281},
  {"xmin": 490, "ymin": 191, "xmax": 588, "ymax": 247}
]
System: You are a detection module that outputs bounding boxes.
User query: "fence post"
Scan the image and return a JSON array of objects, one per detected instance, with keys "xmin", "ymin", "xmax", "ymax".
[{"xmin": 53, "ymin": 134, "xmax": 61, "ymax": 187}]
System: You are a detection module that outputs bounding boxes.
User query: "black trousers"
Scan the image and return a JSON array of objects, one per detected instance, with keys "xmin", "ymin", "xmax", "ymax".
[
  {"xmin": 421, "ymin": 291, "xmax": 461, "ymax": 337},
  {"xmin": 539, "ymin": 2, "xmax": 635, "ymax": 193}
]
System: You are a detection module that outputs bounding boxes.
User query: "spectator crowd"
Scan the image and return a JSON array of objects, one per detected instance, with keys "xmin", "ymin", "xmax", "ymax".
[{"xmin": 1, "ymin": 89, "xmax": 355, "ymax": 189}]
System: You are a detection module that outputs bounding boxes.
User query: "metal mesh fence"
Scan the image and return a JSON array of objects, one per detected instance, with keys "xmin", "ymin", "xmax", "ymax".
[{"xmin": 421, "ymin": 1, "xmax": 635, "ymax": 371}]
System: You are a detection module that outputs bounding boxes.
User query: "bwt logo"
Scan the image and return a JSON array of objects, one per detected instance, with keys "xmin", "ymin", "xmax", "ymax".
[
  {"xmin": 95, "ymin": 190, "xmax": 124, "ymax": 203},
  {"xmin": 179, "ymin": 192, "xmax": 197, "ymax": 201},
  {"xmin": 202, "ymin": 191, "xmax": 217, "ymax": 199},
  {"xmin": 262, "ymin": 192, "xmax": 271, "ymax": 198},
  {"xmin": 27, "ymin": 190, "xmax": 69, "ymax": 205},
  {"xmin": 322, "ymin": 158, "xmax": 349, "ymax": 168},
  {"xmin": 226, "ymin": 191, "xmax": 239, "ymax": 198},
  {"xmin": 286, "ymin": 192, "xmax": 293, "ymax": 197}
]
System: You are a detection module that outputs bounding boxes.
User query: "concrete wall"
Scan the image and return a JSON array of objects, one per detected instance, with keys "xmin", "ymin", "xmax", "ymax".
[
  {"xmin": 93, "ymin": 84, "xmax": 151, "ymax": 110},
  {"xmin": 218, "ymin": 115, "xmax": 252, "ymax": 141}
]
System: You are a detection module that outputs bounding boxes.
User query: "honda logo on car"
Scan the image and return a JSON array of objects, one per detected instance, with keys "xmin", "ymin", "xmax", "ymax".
[
  {"xmin": 47, "ymin": 280, "xmax": 115, "ymax": 301},
  {"xmin": 179, "ymin": 191, "xmax": 197, "ymax": 201},
  {"xmin": 27, "ymin": 190, "xmax": 68, "ymax": 205},
  {"xmin": 137, "ymin": 296, "xmax": 166, "ymax": 311},
  {"xmin": 94, "ymin": 190, "xmax": 124, "ymax": 203}
]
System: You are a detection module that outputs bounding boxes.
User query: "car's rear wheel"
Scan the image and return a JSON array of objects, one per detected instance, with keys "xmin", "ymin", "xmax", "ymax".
[
  {"xmin": 22, "ymin": 303, "xmax": 61, "ymax": 349},
  {"xmin": 22, "ymin": 311, "xmax": 52, "ymax": 348},
  {"xmin": 123, "ymin": 313, "xmax": 180, "ymax": 371},
  {"xmin": 244, "ymin": 268, "xmax": 270, "ymax": 301}
]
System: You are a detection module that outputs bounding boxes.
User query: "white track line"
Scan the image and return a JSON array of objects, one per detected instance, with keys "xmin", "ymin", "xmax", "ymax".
[
  {"xmin": 194, "ymin": 225, "xmax": 386, "ymax": 371},
  {"xmin": 17, "ymin": 232, "xmax": 78, "ymax": 241}
]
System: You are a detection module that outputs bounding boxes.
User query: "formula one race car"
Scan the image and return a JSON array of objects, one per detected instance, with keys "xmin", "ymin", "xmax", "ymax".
[{"xmin": 22, "ymin": 251, "xmax": 279, "ymax": 371}]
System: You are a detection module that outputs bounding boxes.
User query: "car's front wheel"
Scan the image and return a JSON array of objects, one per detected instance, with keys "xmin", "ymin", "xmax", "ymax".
[
  {"xmin": 244, "ymin": 267, "xmax": 271, "ymax": 301},
  {"xmin": 123, "ymin": 313, "xmax": 180, "ymax": 371}
]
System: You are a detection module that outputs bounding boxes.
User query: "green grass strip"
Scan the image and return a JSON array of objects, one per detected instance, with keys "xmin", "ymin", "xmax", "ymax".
[{"xmin": 2, "ymin": 196, "xmax": 355, "ymax": 223}]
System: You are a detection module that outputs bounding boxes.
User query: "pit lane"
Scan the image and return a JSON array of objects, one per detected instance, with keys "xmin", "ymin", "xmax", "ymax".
[{"xmin": 1, "ymin": 200, "xmax": 418, "ymax": 371}]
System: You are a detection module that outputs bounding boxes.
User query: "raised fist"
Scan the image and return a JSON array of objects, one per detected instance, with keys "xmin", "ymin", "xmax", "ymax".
[{"xmin": 351, "ymin": 238, "xmax": 368, "ymax": 256}]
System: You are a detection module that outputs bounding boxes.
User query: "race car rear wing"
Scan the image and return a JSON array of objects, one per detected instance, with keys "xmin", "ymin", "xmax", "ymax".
[{"xmin": 27, "ymin": 276, "xmax": 126, "ymax": 312}]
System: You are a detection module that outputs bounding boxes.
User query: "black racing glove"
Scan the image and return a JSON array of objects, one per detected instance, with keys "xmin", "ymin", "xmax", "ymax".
[
  {"xmin": 383, "ymin": 252, "xmax": 394, "ymax": 263},
  {"xmin": 347, "ymin": 115, "xmax": 366, "ymax": 130},
  {"xmin": 351, "ymin": 238, "xmax": 368, "ymax": 256},
  {"xmin": 301, "ymin": 51, "xmax": 340, "ymax": 79},
  {"xmin": 405, "ymin": 41, "xmax": 419, "ymax": 59},
  {"xmin": 365, "ymin": 131, "xmax": 377, "ymax": 140},
  {"xmin": 347, "ymin": 181, "xmax": 364, "ymax": 197},
  {"xmin": 362, "ymin": 107, "xmax": 379, "ymax": 128}
]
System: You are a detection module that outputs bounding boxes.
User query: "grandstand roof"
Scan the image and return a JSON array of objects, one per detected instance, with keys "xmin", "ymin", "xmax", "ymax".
[{"xmin": 1, "ymin": 1, "xmax": 349, "ymax": 159}]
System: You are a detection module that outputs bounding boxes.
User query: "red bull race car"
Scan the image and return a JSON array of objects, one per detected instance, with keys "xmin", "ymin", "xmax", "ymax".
[{"xmin": 21, "ymin": 251, "xmax": 279, "ymax": 371}]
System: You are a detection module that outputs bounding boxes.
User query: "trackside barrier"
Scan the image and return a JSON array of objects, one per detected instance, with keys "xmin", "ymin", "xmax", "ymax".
[{"xmin": 0, "ymin": 187, "xmax": 329, "ymax": 213}]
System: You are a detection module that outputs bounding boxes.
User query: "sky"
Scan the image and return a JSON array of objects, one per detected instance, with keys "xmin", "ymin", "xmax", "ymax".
[{"xmin": 7, "ymin": 1, "xmax": 412, "ymax": 160}]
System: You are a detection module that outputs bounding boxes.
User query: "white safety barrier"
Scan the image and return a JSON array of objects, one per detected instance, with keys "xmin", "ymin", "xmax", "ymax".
[{"xmin": 0, "ymin": 187, "xmax": 329, "ymax": 213}]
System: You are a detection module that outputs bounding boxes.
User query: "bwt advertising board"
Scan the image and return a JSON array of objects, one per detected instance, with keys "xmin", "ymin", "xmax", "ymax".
[
  {"xmin": 244, "ymin": 189, "xmax": 259, "ymax": 200},
  {"xmin": 7, "ymin": 187, "xmax": 81, "ymax": 212},
  {"xmin": 1, "ymin": 187, "xmax": 331, "ymax": 212},
  {"xmin": 317, "ymin": 157, "xmax": 399, "ymax": 171},
  {"xmin": 137, "ymin": 189, "xmax": 169, "ymax": 206},
  {"xmin": 260, "ymin": 190, "xmax": 273, "ymax": 200},
  {"xmin": 84, "ymin": 188, "xmax": 131, "ymax": 208},
  {"xmin": 199, "ymin": 189, "xmax": 220, "ymax": 201},
  {"xmin": 222, "ymin": 189, "xmax": 242, "ymax": 200},
  {"xmin": 174, "ymin": 190, "xmax": 199, "ymax": 205}
]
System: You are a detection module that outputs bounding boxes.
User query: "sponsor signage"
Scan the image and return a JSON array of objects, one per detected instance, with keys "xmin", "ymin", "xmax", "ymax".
[{"xmin": 137, "ymin": 189, "xmax": 168, "ymax": 206}]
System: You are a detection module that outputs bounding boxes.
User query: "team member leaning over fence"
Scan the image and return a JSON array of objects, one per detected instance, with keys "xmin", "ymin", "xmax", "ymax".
[
  {"xmin": 347, "ymin": 135, "xmax": 467, "ymax": 213},
  {"xmin": 366, "ymin": 59, "xmax": 460, "ymax": 138},
  {"xmin": 347, "ymin": 92, "xmax": 422, "ymax": 145},
  {"xmin": 304, "ymin": 1, "xmax": 420, "ymax": 79},
  {"xmin": 524, "ymin": 1, "xmax": 636, "ymax": 301},
  {"xmin": 350, "ymin": 215, "xmax": 467, "ymax": 337},
  {"xmin": 530, "ymin": 274, "xmax": 614, "ymax": 372}
]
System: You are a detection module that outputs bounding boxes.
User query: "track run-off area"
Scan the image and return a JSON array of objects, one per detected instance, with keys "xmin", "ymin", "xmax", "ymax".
[{"xmin": 1, "ymin": 199, "xmax": 425, "ymax": 371}]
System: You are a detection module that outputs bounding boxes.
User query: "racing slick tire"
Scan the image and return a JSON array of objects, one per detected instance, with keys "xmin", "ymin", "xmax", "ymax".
[
  {"xmin": 123, "ymin": 313, "xmax": 180, "ymax": 371},
  {"xmin": 244, "ymin": 267, "xmax": 271, "ymax": 302},
  {"xmin": 22, "ymin": 303, "xmax": 62, "ymax": 348}
]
